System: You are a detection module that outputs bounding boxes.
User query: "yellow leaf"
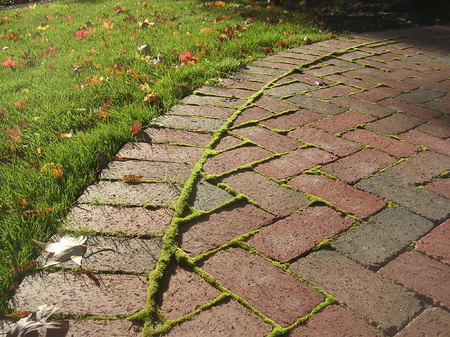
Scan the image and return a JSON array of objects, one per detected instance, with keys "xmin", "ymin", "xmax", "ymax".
[
  {"xmin": 200, "ymin": 28, "xmax": 213, "ymax": 34},
  {"xmin": 212, "ymin": 1, "xmax": 226, "ymax": 7},
  {"xmin": 37, "ymin": 25, "xmax": 50, "ymax": 31}
]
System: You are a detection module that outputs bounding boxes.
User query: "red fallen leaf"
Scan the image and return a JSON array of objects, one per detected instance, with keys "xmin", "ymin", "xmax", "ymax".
[
  {"xmin": 114, "ymin": 6, "xmax": 124, "ymax": 13},
  {"xmin": 214, "ymin": 15, "xmax": 231, "ymax": 23},
  {"xmin": 124, "ymin": 13, "xmax": 136, "ymax": 22},
  {"xmin": 262, "ymin": 46, "xmax": 273, "ymax": 54},
  {"xmin": 100, "ymin": 98, "xmax": 114, "ymax": 111},
  {"xmin": 17, "ymin": 198, "xmax": 28, "ymax": 205},
  {"xmin": 75, "ymin": 28, "xmax": 88, "ymax": 39},
  {"xmin": 112, "ymin": 157, "xmax": 128, "ymax": 161},
  {"xmin": 130, "ymin": 121, "xmax": 142, "ymax": 135},
  {"xmin": 14, "ymin": 101, "xmax": 27, "ymax": 110},
  {"xmin": 2, "ymin": 57, "xmax": 18, "ymax": 68},
  {"xmin": 179, "ymin": 51, "xmax": 198, "ymax": 64},
  {"xmin": 45, "ymin": 14, "xmax": 54, "ymax": 20},
  {"xmin": 4, "ymin": 311, "xmax": 32, "ymax": 319},
  {"xmin": 277, "ymin": 40, "xmax": 288, "ymax": 47},
  {"xmin": 3, "ymin": 32, "xmax": 20, "ymax": 41},
  {"xmin": 122, "ymin": 174, "xmax": 143, "ymax": 182},
  {"xmin": 65, "ymin": 15, "xmax": 74, "ymax": 21},
  {"xmin": 23, "ymin": 207, "xmax": 53, "ymax": 216},
  {"xmin": 7, "ymin": 126, "xmax": 20, "ymax": 141}
]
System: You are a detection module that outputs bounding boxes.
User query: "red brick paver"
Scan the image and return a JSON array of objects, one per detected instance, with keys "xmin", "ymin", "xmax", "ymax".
[
  {"xmin": 416, "ymin": 219, "xmax": 450, "ymax": 265},
  {"xmin": 395, "ymin": 307, "xmax": 450, "ymax": 337}
]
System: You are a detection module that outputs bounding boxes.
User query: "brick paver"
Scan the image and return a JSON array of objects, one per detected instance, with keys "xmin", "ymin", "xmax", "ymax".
[
  {"xmin": 379, "ymin": 251, "xmax": 450, "ymax": 308},
  {"xmin": 201, "ymin": 248, "xmax": 324, "ymax": 326},
  {"xmin": 8, "ymin": 25, "xmax": 450, "ymax": 336},
  {"xmin": 289, "ymin": 250, "xmax": 424, "ymax": 335}
]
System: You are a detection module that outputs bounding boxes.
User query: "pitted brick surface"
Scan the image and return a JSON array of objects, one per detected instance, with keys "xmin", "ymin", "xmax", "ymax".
[
  {"xmin": 266, "ymin": 82, "xmax": 315, "ymax": 97},
  {"xmin": 287, "ymin": 94, "xmax": 346, "ymax": 115},
  {"xmin": 255, "ymin": 148, "xmax": 337, "ymax": 180},
  {"xmin": 334, "ymin": 207, "xmax": 434, "ymax": 269},
  {"xmin": 259, "ymin": 109, "xmax": 322, "ymax": 131},
  {"xmin": 181, "ymin": 94, "xmax": 245, "ymax": 108},
  {"xmin": 332, "ymin": 96, "xmax": 394, "ymax": 118},
  {"xmin": 379, "ymin": 251, "xmax": 450, "ymax": 308},
  {"xmin": 152, "ymin": 115, "xmax": 224, "ymax": 131},
  {"xmin": 395, "ymin": 307, "xmax": 450, "ymax": 337},
  {"xmin": 115, "ymin": 143, "xmax": 203, "ymax": 165},
  {"xmin": 13, "ymin": 273, "xmax": 148, "ymax": 317},
  {"xmin": 203, "ymin": 145, "xmax": 273, "ymax": 176},
  {"xmin": 222, "ymin": 171, "xmax": 310, "ymax": 216},
  {"xmin": 232, "ymin": 106, "xmax": 273, "ymax": 125},
  {"xmin": 365, "ymin": 113, "xmax": 425, "ymax": 135},
  {"xmin": 65, "ymin": 204, "xmax": 172, "ymax": 237},
  {"xmin": 288, "ymin": 305, "xmax": 383, "ymax": 337},
  {"xmin": 400, "ymin": 129, "xmax": 450, "ymax": 156},
  {"xmin": 310, "ymin": 85, "xmax": 359, "ymax": 99},
  {"xmin": 214, "ymin": 135, "xmax": 243, "ymax": 151},
  {"xmin": 254, "ymin": 95, "xmax": 297, "ymax": 112},
  {"xmin": 168, "ymin": 104, "xmax": 234, "ymax": 119},
  {"xmin": 77, "ymin": 181, "xmax": 181, "ymax": 207},
  {"xmin": 46, "ymin": 320, "xmax": 142, "ymax": 337},
  {"xmin": 289, "ymin": 127, "xmax": 361, "ymax": 157},
  {"xmin": 396, "ymin": 88, "xmax": 446, "ymax": 104},
  {"xmin": 194, "ymin": 86, "xmax": 256, "ymax": 99},
  {"xmin": 384, "ymin": 151, "xmax": 450, "ymax": 184},
  {"xmin": 201, "ymin": 248, "xmax": 324, "ymax": 326},
  {"xmin": 191, "ymin": 180, "xmax": 233, "ymax": 212},
  {"xmin": 425, "ymin": 178, "xmax": 450, "ymax": 199},
  {"xmin": 160, "ymin": 266, "xmax": 221, "ymax": 320},
  {"xmin": 378, "ymin": 98, "xmax": 442, "ymax": 119},
  {"xmin": 321, "ymin": 149, "xmax": 396, "ymax": 184},
  {"xmin": 352, "ymin": 87, "xmax": 402, "ymax": 102},
  {"xmin": 312, "ymin": 110, "xmax": 376, "ymax": 134},
  {"xmin": 161, "ymin": 300, "xmax": 272, "ymax": 337},
  {"xmin": 144, "ymin": 128, "xmax": 211, "ymax": 147},
  {"xmin": 248, "ymin": 206, "xmax": 354, "ymax": 262},
  {"xmin": 355, "ymin": 174, "xmax": 450, "ymax": 222},
  {"xmin": 180, "ymin": 202, "xmax": 275, "ymax": 256},
  {"xmin": 289, "ymin": 250, "xmax": 424, "ymax": 335},
  {"xmin": 289, "ymin": 174, "xmax": 385, "ymax": 219},
  {"xmin": 417, "ymin": 115, "xmax": 450, "ymax": 138}
]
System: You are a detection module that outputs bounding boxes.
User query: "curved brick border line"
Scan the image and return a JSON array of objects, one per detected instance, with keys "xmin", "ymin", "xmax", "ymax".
[{"xmin": 7, "ymin": 25, "xmax": 450, "ymax": 337}]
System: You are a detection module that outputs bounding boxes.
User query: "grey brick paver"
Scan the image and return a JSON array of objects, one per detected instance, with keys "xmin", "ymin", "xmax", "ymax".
[{"xmin": 46, "ymin": 320, "xmax": 142, "ymax": 337}]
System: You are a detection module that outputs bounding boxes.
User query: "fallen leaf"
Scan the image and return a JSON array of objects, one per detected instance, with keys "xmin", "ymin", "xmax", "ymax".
[
  {"xmin": 17, "ymin": 198, "xmax": 28, "ymax": 206},
  {"xmin": 10, "ymin": 261, "xmax": 38, "ymax": 275},
  {"xmin": 122, "ymin": 174, "xmax": 143, "ymax": 182},
  {"xmin": 2, "ymin": 57, "xmax": 17, "ymax": 68},
  {"xmin": 7, "ymin": 126, "xmax": 20, "ymax": 141},
  {"xmin": 65, "ymin": 15, "xmax": 74, "ymax": 21},
  {"xmin": 75, "ymin": 28, "xmax": 88, "ymax": 39},
  {"xmin": 3, "ymin": 32, "xmax": 20, "ymax": 41},
  {"xmin": 4, "ymin": 311, "xmax": 32, "ymax": 319},
  {"xmin": 211, "ymin": 1, "xmax": 226, "ymax": 7},
  {"xmin": 130, "ymin": 121, "xmax": 142, "ymax": 135},
  {"xmin": 102, "ymin": 20, "xmax": 115, "ymax": 29},
  {"xmin": 143, "ymin": 92, "xmax": 160, "ymax": 104},
  {"xmin": 262, "ymin": 46, "xmax": 273, "ymax": 54},
  {"xmin": 34, "ymin": 235, "xmax": 87, "ymax": 267},
  {"xmin": 56, "ymin": 131, "xmax": 73, "ymax": 139},
  {"xmin": 1, "ymin": 305, "xmax": 59, "ymax": 337},
  {"xmin": 179, "ymin": 50, "xmax": 198, "ymax": 64},
  {"xmin": 214, "ymin": 15, "xmax": 231, "ymax": 23},
  {"xmin": 124, "ymin": 13, "xmax": 136, "ymax": 22},
  {"xmin": 37, "ymin": 25, "xmax": 50, "ymax": 31},
  {"xmin": 50, "ymin": 168, "xmax": 64, "ymax": 178},
  {"xmin": 200, "ymin": 27, "xmax": 213, "ymax": 34}
]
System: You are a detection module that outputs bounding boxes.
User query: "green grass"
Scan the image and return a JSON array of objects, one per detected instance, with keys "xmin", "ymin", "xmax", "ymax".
[{"xmin": 0, "ymin": 0, "xmax": 327, "ymax": 312}]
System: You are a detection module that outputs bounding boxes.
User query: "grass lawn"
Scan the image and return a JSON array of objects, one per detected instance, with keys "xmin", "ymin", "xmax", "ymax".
[{"xmin": 0, "ymin": 0, "xmax": 327, "ymax": 312}]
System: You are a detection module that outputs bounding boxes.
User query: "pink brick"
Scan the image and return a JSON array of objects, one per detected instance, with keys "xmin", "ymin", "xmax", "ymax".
[
  {"xmin": 416, "ymin": 219, "xmax": 450, "ymax": 265},
  {"xmin": 322, "ymin": 149, "xmax": 396, "ymax": 184},
  {"xmin": 144, "ymin": 128, "xmax": 211, "ymax": 147},
  {"xmin": 378, "ymin": 98, "xmax": 442, "ymax": 119},
  {"xmin": 201, "ymin": 248, "xmax": 324, "ymax": 326},
  {"xmin": 417, "ymin": 116, "xmax": 450, "ymax": 138},
  {"xmin": 260, "ymin": 109, "xmax": 322, "ymax": 131},
  {"xmin": 353, "ymin": 87, "xmax": 402, "ymax": 102},
  {"xmin": 214, "ymin": 135, "xmax": 243, "ymax": 151},
  {"xmin": 47, "ymin": 320, "xmax": 142, "ymax": 337},
  {"xmin": 289, "ymin": 127, "xmax": 361, "ymax": 157},
  {"xmin": 232, "ymin": 126, "xmax": 300, "ymax": 153},
  {"xmin": 248, "ymin": 206, "xmax": 354, "ymax": 262},
  {"xmin": 395, "ymin": 308, "xmax": 450, "ymax": 337},
  {"xmin": 289, "ymin": 174, "xmax": 386, "ymax": 219},
  {"xmin": 305, "ymin": 65, "xmax": 345, "ymax": 76},
  {"xmin": 255, "ymin": 148, "xmax": 337, "ymax": 180},
  {"xmin": 160, "ymin": 267, "xmax": 221, "ymax": 319},
  {"xmin": 343, "ymin": 129, "xmax": 418, "ymax": 158},
  {"xmin": 400, "ymin": 129, "xmax": 450, "ymax": 156},
  {"xmin": 379, "ymin": 251, "xmax": 450, "ymax": 308},
  {"xmin": 425, "ymin": 178, "xmax": 450, "ymax": 199},
  {"xmin": 312, "ymin": 110, "xmax": 376, "ymax": 134},
  {"xmin": 325, "ymin": 74, "xmax": 374, "ymax": 89},
  {"xmin": 194, "ymin": 86, "xmax": 255, "ymax": 99},
  {"xmin": 233, "ymin": 106, "xmax": 272, "ymax": 125},
  {"xmin": 310, "ymin": 85, "xmax": 359, "ymax": 99},
  {"xmin": 288, "ymin": 305, "xmax": 382, "ymax": 337},
  {"xmin": 255, "ymin": 95, "xmax": 297, "ymax": 113},
  {"xmin": 169, "ymin": 104, "xmax": 234, "ymax": 119},
  {"xmin": 288, "ymin": 73, "xmax": 334, "ymax": 86}
]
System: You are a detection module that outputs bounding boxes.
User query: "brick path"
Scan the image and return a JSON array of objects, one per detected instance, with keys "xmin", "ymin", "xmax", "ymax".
[{"xmin": 6, "ymin": 25, "xmax": 450, "ymax": 336}]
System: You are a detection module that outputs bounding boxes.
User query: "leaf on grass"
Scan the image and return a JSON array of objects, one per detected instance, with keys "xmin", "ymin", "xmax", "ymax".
[
  {"xmin": 211, "ymin": 1, "xmax": 226, "ymax": 7},
  {"xmin": 14, "ymin": 101, "xmax": 26, "ymax": 110},
  {"xmin": 214, "ymin": 15, "xmax": 231, "ymax": 23},
  {"xmin": 262, "ymin": 46, "xmax": 273, "ymax": 54},
  {"xmin": 143, "ymin": 93, "xmax": 159, "ymax": 105},
  {"xmin": 102, "ymin": 20, "xmax": 115, "ymax": 29},
  {"xmin": 130, "ymin": 121, "xmax": 142, "ymax": 135},
  {"xmin": 200, "ymin": 28, "xmax": 213, "ymax": 34},
  {"xmin": 56, "ymin": 131, "xmax": 73, "ymax": 139},
  {"xmin": 6, "ymin": 126, "xmax": 20, "ymax": 141}
]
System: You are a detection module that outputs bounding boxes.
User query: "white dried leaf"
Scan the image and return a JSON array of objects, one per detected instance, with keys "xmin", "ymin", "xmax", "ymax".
[
  {"xmin": 3, "ymin": 305, "xmax": 60, "ymax": 337},
  {"xmin": 41, "ymin": 235, "xmax": 87, "ymax": 268}
]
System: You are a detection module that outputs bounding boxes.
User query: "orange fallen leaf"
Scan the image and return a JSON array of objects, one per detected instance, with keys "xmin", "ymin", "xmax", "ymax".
[
  {"xmin": 51, "ymin": 167, "xmax": 64, "ymax": 178},
  {"xmin": 143, "ymin": 93, "xmax": 160, "ymax": 104},
  {"xmin": 14, "ymin": 101, "xmax": 26, "ymax": 110},
  {"xmin": 4, "ymin": 311, "xmax": 32, "ymax": 319},
  {"xmin": 122, "ymin": 174, "xmax": 143, "ymax": 182},
  {"xmin": 10, "ymin": 261, "xmax": 38, "ymax": 275},
  {"xmin": 102, "ymin": 20, "xmax": 115, "ymax": 29},
  {"xmin": 7, "ymin": 126, "xmax": 20, "ymax": 141},
  {"xmin": 130, "ymin": 121, "xmax": 142, "ymax": 135},
  {"xmin": 17, "ymin": 198, "xmax": 28, "ymax": 205},
  {"xmin": 211, "ymin": 1, "xmax": 226, "ymax": 7},
  {"xmin": 200, "ymin": 27, "xmax": 213, "ymax": 34},
  {"xmin": 214, "ymin": 15, "xmax": 231, "ymax": 23}
]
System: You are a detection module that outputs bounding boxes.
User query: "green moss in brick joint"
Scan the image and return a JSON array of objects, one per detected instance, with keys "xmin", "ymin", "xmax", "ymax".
[{"xmin": 135, "ymin": 37, "xmax": 393, "ymax": 334}]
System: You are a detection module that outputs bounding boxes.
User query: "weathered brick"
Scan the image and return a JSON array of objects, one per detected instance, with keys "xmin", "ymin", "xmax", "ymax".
[
  {"xmin": 342, "ymin": 67, "xmax": 386, "ymax": 81},
  {"xmin": 305, "ymin": 65, "xmax": 346, "ymax": 76},
  {"xmin": 243, "ymin": 65, "xmax": 285, "ymax": 75},
  {"xmin": 379, "ymin": 251, "xmax": 450, "ymax": 308},
  {"xmin": 279, "ymin": 51, "xmax": 318, "ymax": 60},
  {"xmin": 289, "ymin": 127, "xmax": 361, "ymax": 157},
  {"xmin": 115, "ymin": 143, "xmax": 204, "ymax": 165},
  {"xmin": 310, "ymin": 85, "xmax": 359, "ymax": 99},
  {"xmin": 326, "ymin": 58, "xmax": 362, "ymax": 69},
  {"xmin": 378, "ymin": 98, "xmax": 442, "ymax": 119},
  {"xmin": 385, "ymin": 151, "xmax": 450, "ymax": 184},
  {"xmin": 144, "ymin": 128, "xmax": 211, "ymax": 147},
  {"xmin": 168, "ymin": 104, "xmax": 234, "ymax": 119},
  {"xmin": 425, "ymin": 178, "xmax": 450, "ymax": 199},
  {"xmin": 334, "ymin": 207, "xmax": 434, "ymax": 269},
  {"xmin": 222, "ymin": 171, "xmax": 310, "ymax": 216},
  {"xmin": 221, "ymin": 78, "xmax": 266, "ymax": 90},
  {"xmin": 39, "ymin": 235, "xmax": 162, "ymax": 273},
  {"xmin": 232, "ymin": 126, "xmax": 300, "ymax": 153},
  {"xmin": 266, "ymin": 82, "xmax": 315, "ymax": 97},
  {"xmin": 416, "ymin": 218, "xmax": 450, "ymax": 265},
  {"xmin": 418, "ymin": 69, "xmax": 450, "ymax": 81},
  {"xmin": 181, "ymin": 95, "xmax": 244, "ymax": 108},
  {"xmin": 289, "ymin": 174, "xmax": 385, "ymax": 219},
  {"xmin": 265, "ymin": 55, "xmax": 307, "ymax": 65},
  {"xmin": 191, "ymin": 180, "xmax": 233, "ymax": 212},
  {"xmin": 255, "ymin": 148, "xmax": 337, "ymax": 180},
  {"xmin": 214, "ymin": 135, "xmax": 244, "ymax": 151},
  {"xmin": 201, "ymin": 248, "xmax": 323, "ymax": 326},
  {"xmin": 287, "ymin": 95, "xmax": 346, "ymax": 116},
  {"xmin": 288, "ymin": 73, "xmax": 334, "ymax": 86},
  {"xmin": 203, "ymin": 145, "xmax": 273, "ymax": 176},
  {"xmin": 253, "ymin": 60, "xmax": 296, "ymax": 70},
  {"xmin": 180, "ymin": 202, "xmax": 275, "ymax": 256},
  {"xmin": 365, "ymin": 113, "xmax": 425, "ymax": 135},
  {"xmin": 395, "ymin": 307, "xmax": 450, "ymax": 337},
  {"xmin": 100, "ymin": 160, "xmax": 191, "ymax": 183},
  {"xmin": 161, "ymin": 300, "xmax": 272, "ymax": 337},
  {"xmin": 339, "ymin": 50, "xmax": 371, "ymax": 60},
  {"xmin": 260, "ymin": 109, "xmax": 322, "ymax": 131},
  {"xmin": 343, "ymin": 129, "xmax": 418, "ymax": 158},
  {"xmin": 417, "ymin": 115, "xmax": 450, "ymax": 138},
  {"xmin": 152, "ymin": 115, "xmax": 223, "ymax": 131},
  {"xmin": 332, "ymin": 96, "xmax": 395, "ymax": 118},
  {"xmin": 255, "ymin": 95, "xmax": 297, "ymax": 113},
  {"xmin": 352, "ymin": 87, "xmax": 402, "ymax": 102},
  {"xmin": 289, "ymin": 250, "xmax": 424, "ymax": 335},
  {"xmin": 160, "ymin": 266, "xmax": 221, "ymax": 320},
  {"xmin": 46, "ymin": 320, "xmax": 142, "ymax": 337},
  {"xmin": 248, "ymin": 206, "xmax": 354, "ymax": 262},
  {"xmin": 78, "ymin": 181, "xmax": 181, "ymax": 207},
  {"xmin": 13, "ymin": 273, "xmax": 148, "ymax": 317},
  {"xmin": 312, "ymin": 110, "xmax": 376, "ymax": 134},
  {"xmin": 396, "ymin": 88, "xmax": 446, "ymax": 104},
  {"xmin": 355, "ymin": 174, "xmax": 450, "ymax": 222},
  {"xmin": 194, "ymin": 86, "xmax": 255, "ymax": 99},
  {"xmin": 235, "ymin": 71, "xmax": 275, "ymax": 83},
  {"xmin": 232, "ymin": 106, "xmax": 273, "ymax": 126},
  {"xmin": 288, "ymin": 305, "xmax": 383, "ymax": 337},
  {"xmin": 369, "ymin": 52, "xmax": 403, "ymax": 62},
  {"xmin": 423, "ymin": 94, "xmax": 450, "ymax": 114},
  {"xmin": 325, "ymin": 74, "xmax": 374, "ymax": 89},
  {"xmin": 321, "ymin": 149, "xmax": 396, "ymax": 184},
  {"xmin": 65, "ymin": 204, "xmax": 172, "ymax": 237}
]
